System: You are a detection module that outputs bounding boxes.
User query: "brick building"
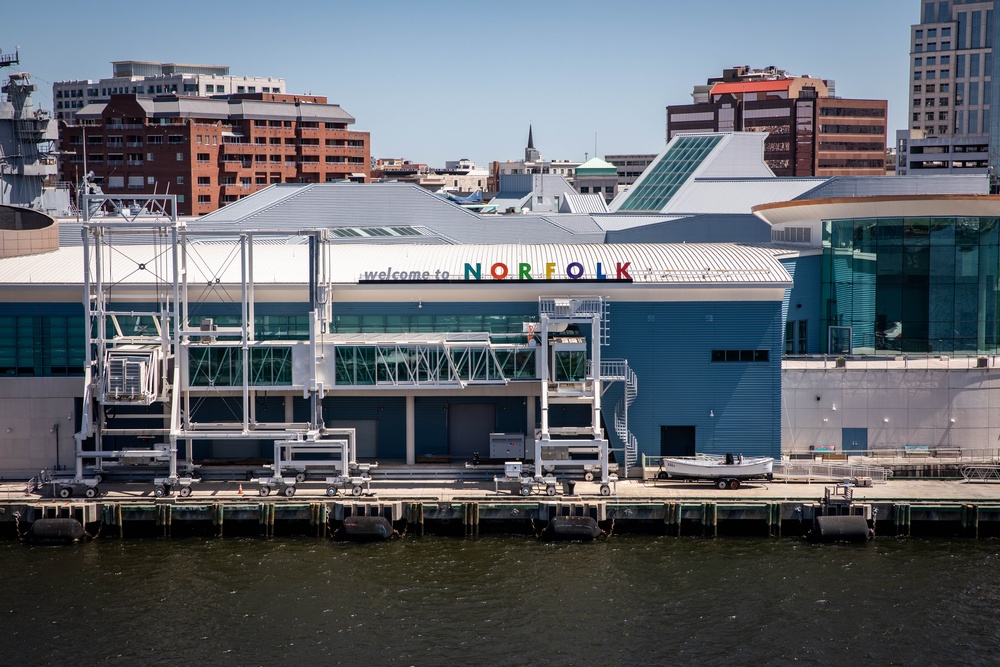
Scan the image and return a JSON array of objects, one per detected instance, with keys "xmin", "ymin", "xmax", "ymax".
[
  {"xmin": 666, "ymin": 66, "xmax": 887, "ymax": 177},
  {"xmin": 60, "ymin": 93, "xmax": 369, "ymax": 215}
]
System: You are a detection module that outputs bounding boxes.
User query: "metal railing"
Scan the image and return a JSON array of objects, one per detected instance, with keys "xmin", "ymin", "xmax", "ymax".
[{"xmin": 773, "ymin": 460, "xmax": 892, "ymax": 484}]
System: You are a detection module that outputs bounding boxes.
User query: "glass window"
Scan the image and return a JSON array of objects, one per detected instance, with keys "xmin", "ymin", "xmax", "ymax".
[
  {"xmin": 972, "ymin": 10, "xmax": 982, "ymax": 48},
  {"xmin": 970, "ymin": 53, "xmax": 980, "ymax": 77}
]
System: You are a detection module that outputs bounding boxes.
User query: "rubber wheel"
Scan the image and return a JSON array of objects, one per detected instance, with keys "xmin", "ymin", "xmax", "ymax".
[
  {"xmin": 295, "ymin": 472, "xmax": 306, "ymax": 483},
  {"xmin": 520, "ymin": 485, "xmax": 532, "ymax": 496},
  {"xmin": 154, "ymin": 486, "xmax": 166, "ymax": 497},
  {"xmin": 179, "ymin": 486, "xmax": 192, "ymax": 498},
  {"xmin": 283, "ymin": 486, "xmax": 296, "ymax": 497},
  {"xmin": 716, "ymin": 479, "xmax": 728, "ymax": 490},
  {"xmin": 657, "ymin": 471, "xmax": 669, "ymax": 480},
  {"xmin": 728, "ymin": 479, "xmax": 741, "ymax": 490},
  {"xmin": 259, "ymin": 486, "xmax": 271, "ymax": 497},
  {"xmin": 546, "ymin": 485, "xmax": 557, "ymax": 496},
  {"xmin": 85, "ymin": 487, "xmax": 97, "ymax": 499},
  {"xmin": 327, "ymin": 486, "xmax": 338, "ymax": 497},
  {"xmin": 59, "ymin": 487, "xmax": 72, "ymax": 498},
  {"xmin": 584, "ymin": 471, "xmax": 595, "ymax": 482},
  {"xmin": 600, "ymin": 484, "xmax": 611, "ymax": 497},
  {"xmin": 351, "ymin": 485, "xmax": 363, "ymax": 497}
]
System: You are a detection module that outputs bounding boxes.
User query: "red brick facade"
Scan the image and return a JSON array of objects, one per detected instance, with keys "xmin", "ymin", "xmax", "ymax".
[{"xmin": 60, "ymin": 94, "xmax": 370, "ymax": 215}]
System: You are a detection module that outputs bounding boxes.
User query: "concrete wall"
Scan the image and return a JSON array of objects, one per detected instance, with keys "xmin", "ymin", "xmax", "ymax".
[
  {"xmin": 783, "ymin": 367, "xmax": 1000, "ymax": 453},
  {"xmin": 0, "ymin": 377, "xmax": 81, "ymax": 478}
]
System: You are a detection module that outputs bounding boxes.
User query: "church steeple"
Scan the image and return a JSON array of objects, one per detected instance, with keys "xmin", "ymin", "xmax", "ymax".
[{"xmin": 524, "ymin": 124, "xmax": 540, "ymax": 162}]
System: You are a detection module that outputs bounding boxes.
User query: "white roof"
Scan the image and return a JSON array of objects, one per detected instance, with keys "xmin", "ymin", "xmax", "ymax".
[
  {"xmin": 0, "ymin": 242, "xmax": 792, "ymax": 287},
  {"xmin": 664, "ymin": 178, "xmax": 826, "ymax": 214}
]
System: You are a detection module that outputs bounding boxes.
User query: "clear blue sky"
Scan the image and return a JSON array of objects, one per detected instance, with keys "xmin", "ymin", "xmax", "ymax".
[{"xmin": 6, "ymin": 0, "xmax": 914, "ymax": 166}]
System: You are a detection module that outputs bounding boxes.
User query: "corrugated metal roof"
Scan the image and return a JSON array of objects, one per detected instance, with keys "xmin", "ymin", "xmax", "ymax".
[
  {"xmin": 538, "ymin": 214, "xmax": 605, "ymax": 233},
  {"xmin": 795, "ymin": 175, "xmax": 989, "ymax": 200},
  {"xmin": 591, "ymin": 215, "xmax": 687, "ymax": 231},
  {"xmin": 194, "ymin": 183, "xmax": 590, "ymax": 245},
  {"xmin": 0, "ymin": 243, "xmax": 791, "ymax": 287},
  {"xmin": 664, "ymin": 178, "xmax": 825, "ymax": 214},
  {"xmin": 73, "ymin": 97, "xmax": 355, "ymax": 124},
  {"xmin": 605, "ymin": 214, "xmax": 771, "ymax": 244},
  {"xmin": 560, "ymin": 193, "xmax": 608, "ymax": 214}
]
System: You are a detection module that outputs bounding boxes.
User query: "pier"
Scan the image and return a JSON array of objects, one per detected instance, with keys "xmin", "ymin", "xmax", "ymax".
[{"xmin": 6, "ymin": 477, "xmax": 1000, "ymax": 540}]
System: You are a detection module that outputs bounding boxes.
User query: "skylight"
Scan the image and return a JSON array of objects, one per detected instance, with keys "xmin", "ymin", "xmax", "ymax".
[{"xmin": 616, "ymin": 135, "xmax": 722, "ymax": 212}]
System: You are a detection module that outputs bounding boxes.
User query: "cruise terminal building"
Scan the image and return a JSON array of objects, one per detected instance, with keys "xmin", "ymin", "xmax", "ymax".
[{"xmin": 0, "ymin": 132, "xmax": 997, "ymax": 479}]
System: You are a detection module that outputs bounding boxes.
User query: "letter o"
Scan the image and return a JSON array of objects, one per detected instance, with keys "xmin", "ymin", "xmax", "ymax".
[
  {"xmin": 567, "ymin": 262, "xmax": 584, "ymax": 279},
  {"xmin": 491, "ymin": 262, "xmax": 509, "ymax": 280}
]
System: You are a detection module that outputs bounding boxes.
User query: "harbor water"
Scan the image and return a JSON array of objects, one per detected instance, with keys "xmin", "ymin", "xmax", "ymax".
[{"xmin": 4, "ymin": 536, "xmax": 1000, "ymax": 666}]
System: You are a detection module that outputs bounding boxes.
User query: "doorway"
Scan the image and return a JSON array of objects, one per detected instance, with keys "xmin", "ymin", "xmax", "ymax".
[
  {"xmin": 841, "ymin": 427, "xmax": 868, "ymax": 453},
  {"xmin": 448, "ymin": 404, "xmax": 496, "ymax": 459},
  {"xmin": 661, "ymin": 425, "xmax": 696, "ymax": 457}
]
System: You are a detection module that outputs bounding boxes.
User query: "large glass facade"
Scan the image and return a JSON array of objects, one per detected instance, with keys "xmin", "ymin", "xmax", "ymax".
[{"xmin": 822, "ymin": 216, "xmax": 1000, "ymax": 354}]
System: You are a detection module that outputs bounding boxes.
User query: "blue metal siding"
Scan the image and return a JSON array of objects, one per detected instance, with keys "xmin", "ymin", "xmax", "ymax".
[
  {"xmin": 324, "ymin": 397, "xmax": 407, "ymax": 459},
  {"xmin": 781, "ymin": 255, "xmax": 822, "ymax": 353},
  {"xmin": 605, "ymin": 301, "xmax": 782, "ymax": 458},
  {"xmin": 414, "ymin": 396, "xmax": 526, "ymax": 458}
]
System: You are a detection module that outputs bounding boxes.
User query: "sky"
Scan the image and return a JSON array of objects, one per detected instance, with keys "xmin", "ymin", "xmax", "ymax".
[{"xmin": 5, "ymin": 0, "xmax": 915, "ymax": 167}]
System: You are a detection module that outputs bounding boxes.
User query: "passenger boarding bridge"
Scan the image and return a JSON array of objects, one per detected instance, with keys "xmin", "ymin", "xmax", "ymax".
[{"xmin": 66, "ymin": 195, "xmax": 637, "ymax": 496}]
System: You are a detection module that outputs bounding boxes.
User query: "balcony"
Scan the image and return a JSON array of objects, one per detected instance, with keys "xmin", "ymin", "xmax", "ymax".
[{"xmin": 127, "ymin": 160, "xmax": 144, "ymax": 166}]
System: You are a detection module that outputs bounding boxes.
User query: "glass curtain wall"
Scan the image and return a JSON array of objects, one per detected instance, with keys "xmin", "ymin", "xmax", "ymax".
[{"xmin": 822, "ymin": 216, "xmax": 1000, "ymax": 354}]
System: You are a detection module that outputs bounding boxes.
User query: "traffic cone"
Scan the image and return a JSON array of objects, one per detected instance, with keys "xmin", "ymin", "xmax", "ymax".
[{"xmin": 238, "ymin": 483, "xmax": 243, "ymax": 495}]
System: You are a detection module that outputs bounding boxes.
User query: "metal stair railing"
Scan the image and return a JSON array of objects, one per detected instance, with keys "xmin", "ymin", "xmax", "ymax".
[{"xmin": 613, "ymin": 364, "xmax": 638, "ymax": 471}]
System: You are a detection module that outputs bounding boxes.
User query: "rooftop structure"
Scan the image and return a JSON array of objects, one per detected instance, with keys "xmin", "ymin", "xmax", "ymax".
[{"xmin": 53, "ymin": 60, "xmax": 286, "ymax": 122}]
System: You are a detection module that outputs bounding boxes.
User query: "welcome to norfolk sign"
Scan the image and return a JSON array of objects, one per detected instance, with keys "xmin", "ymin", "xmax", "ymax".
[{"xmin": 361, "ymin": 261, "xmax": 633, "ymax": 282}]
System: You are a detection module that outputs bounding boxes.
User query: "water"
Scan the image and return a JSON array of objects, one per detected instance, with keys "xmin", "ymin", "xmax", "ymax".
[{"xmin": 3, "ymin": 536, "xmax": 1000, "ymax": 666}]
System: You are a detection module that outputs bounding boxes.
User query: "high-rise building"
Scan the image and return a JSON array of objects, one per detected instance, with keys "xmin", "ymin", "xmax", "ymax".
[
  {"xmin": 897, "ymin": 1, "xmax": 997, "ymax": 175},
  {"xmin": 53, "ymin": 61, "xmax": 286, "ymax": 122},
  {"xmin": 58, "ymin": 92, "xmax": 369, "ymax": 216},
  {"xmin": 667, "ymin": 66, "xmax": 888, "ymax": 177}
]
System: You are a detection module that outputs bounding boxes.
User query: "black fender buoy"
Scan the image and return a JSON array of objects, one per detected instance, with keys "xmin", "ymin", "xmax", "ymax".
[
  {"xmin": 337, "ymin": 516, "xmax": 393, "ymax": 542},
  {"xmin": 810, "ymin": 515, "xmax": 872, "ymax": 543},
  {"xmin": 541, "ymin": 516, "xmax": 602, "ymax": 541},
  {"xmin": 28, "ymin": 518, "xmax": 85, "ymax": 544}
]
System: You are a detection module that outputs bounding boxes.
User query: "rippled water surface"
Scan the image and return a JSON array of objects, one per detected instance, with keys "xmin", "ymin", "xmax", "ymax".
[{"xmin": 4, "ymin": 536, "xmax": 1000, "ymax": 666}]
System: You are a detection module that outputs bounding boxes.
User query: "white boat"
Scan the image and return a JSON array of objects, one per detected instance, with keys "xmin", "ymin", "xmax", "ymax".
[{"xmin": 658, "ymin": 454, "xmax": 773, "ymax": 489}]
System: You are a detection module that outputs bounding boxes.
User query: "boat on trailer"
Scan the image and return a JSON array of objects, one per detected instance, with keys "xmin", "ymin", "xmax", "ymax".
[{"xmin": 657, "ymin": 453, "xmax": 774, "ymax": 489}]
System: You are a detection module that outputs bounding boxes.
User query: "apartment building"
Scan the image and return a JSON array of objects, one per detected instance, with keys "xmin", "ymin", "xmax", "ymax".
[{"xmin": 59, "ymin": 93, "xmax": 369, "ymax": 215}]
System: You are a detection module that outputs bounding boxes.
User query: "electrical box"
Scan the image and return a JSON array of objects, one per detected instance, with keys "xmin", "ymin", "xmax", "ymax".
[
  {"xmin": 504, "ymin": 461, "xmax": 523, "ymax": 479},
  {"xmin": 490, "ymin": 432, "xmax": 525, "ymax": 459}
]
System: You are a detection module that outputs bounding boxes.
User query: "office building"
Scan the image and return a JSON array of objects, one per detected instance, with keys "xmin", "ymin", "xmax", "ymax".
[
  {"xmin": 667, "ymin": 66, "xmax": 888, "ymax": 177},
  {"xmin": 897, "ymin": 1, "xmax": 998, "ymax": 176},
  {"xmin": 53, "ymin": 61, "xmax": 286, "ymax": 122}
]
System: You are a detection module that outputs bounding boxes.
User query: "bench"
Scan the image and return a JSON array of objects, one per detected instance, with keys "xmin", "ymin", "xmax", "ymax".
[
  {"xmin": 822, "ymin": 453, "xmax": 849, "ymax": 462},
  {"xmin": 904, "ymin": 445, "xmax": 931, "ymax": 456},
  {"xmin": 932, "ymin": 447, "xmax": 962, "ymax": 458}
]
